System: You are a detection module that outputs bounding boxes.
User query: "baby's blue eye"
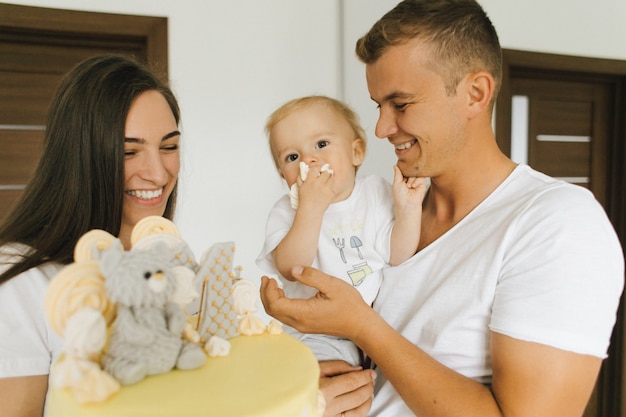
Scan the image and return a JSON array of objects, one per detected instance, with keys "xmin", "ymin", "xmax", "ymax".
[
  {"xmin": 286, "ymin": 154, "xmax": 298, "ymax": 162},
  {"xmin": 317, "ymin": 140, "xmax": 329, "ymax": 149}
]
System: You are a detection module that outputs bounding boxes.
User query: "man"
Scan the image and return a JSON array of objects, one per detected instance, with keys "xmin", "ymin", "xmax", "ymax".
[{"xmin": 261, "ymin": 1, "xmax": 624, "ymax": 416}]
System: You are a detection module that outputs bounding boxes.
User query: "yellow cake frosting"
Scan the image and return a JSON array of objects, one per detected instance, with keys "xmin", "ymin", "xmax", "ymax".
[{"xmin": 46, "ymin": 332, "xmax": 320, "ymax": 417}]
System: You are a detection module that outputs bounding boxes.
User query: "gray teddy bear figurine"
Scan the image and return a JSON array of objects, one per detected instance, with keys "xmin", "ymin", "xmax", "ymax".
[{"xmin": 100, "ymin": 240, "xmax": 205, "ymax": 385}]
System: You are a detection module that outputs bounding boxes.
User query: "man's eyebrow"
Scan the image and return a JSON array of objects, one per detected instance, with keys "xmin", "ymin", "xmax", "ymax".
[
  {"xmin": 372, "ymin": 92, "xmax": 414, "ymax": 104},
  {"xmin": 124, "ymin": 130, "xmax": 181, "ymax": 143}
]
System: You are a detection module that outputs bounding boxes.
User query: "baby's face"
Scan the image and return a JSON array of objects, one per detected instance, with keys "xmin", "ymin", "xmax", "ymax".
[{"xmin": 270, "ymin": 102, "xmax": 364, "ymax": 190}]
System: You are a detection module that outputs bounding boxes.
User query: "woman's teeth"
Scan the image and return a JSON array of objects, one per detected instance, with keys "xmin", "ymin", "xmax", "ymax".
[{"xmin": 127, "ymin": 189, "xmax": 163, "ymax": 200}]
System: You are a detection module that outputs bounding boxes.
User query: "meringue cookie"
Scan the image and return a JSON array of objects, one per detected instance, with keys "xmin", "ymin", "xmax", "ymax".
[{"xmin": 205, "ymin": 336, "xmax": 231, "ymax": 357}]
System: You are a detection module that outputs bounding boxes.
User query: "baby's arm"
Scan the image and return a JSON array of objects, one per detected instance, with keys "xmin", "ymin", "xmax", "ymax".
[
  {"xmin": 389, "ymin": 165, "xmax": 427, "ymax": 266},
  {"xmin": 273, "ymin": 170, "xmax": 336, "ymax": 280}
]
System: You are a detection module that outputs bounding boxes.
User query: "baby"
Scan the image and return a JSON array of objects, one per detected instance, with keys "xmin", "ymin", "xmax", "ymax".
[{"xmin": 256, "ymin": 95, "xmax": 426, "ymax": 366}]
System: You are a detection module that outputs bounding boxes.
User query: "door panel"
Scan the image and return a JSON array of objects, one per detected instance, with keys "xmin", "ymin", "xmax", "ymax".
[
  {"xmin": 511, "ymin": 77, "xmax": 613, "ymax": 205},
  {"xmin": 0, "ymin": 3, "xmax": 167, "ymax": 219}
]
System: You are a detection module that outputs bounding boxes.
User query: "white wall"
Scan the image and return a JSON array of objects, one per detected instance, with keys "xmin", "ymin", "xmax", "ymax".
[{"xmin": 5, "ymin": 0, "xmax": 626, "ymax": 311}]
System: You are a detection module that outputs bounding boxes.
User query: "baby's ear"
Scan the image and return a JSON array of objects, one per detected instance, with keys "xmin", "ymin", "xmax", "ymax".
[{"xmin": 352, "ymin": 137, "xmax": 366, "ymax": 167}]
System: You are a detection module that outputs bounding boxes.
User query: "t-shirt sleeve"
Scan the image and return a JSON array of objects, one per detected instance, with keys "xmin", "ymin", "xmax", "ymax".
[
  {"xmin": 490, "ymin": 185, "xmax": 624, "ymax": 357},
  {"xmin": 0, "ymin": 268, "xmax": 56, "ymax": 377},
  {"xmin": 255, "ymin": 195, "xmax": 295, "ymax": 276}
]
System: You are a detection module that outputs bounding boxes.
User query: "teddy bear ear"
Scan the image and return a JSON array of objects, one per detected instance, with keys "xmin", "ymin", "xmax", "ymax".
[
  {"xmin": 149, "ymin": 240, "xmax": 174, "ymax": 261},
  {"xmin": 74, "ymin": 230, "xmax": 116, "ymax": 263},
  {"xmin": 99, "ymin": 239, "xmax": 125, "ymax": 277},
  {"xmin": 130, "ymin": 216, "xmax": 180, "ymax": 246}
]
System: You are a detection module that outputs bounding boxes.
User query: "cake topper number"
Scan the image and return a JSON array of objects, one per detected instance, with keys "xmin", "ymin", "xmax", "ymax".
[{"xmin": 194, "ymin": 242, "xmax": 242, "ymax": 341}]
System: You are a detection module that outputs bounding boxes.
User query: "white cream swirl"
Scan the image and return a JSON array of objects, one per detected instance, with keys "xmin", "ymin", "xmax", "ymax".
[{"xmin": 232, "ymin": 279, "xmax": 258, "ymax": 315}]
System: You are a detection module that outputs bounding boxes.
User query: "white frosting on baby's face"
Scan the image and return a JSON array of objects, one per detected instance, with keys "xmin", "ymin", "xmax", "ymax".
[{"xmin": 299, "ymin": 161, "xmax": 310, "ymax": 181}]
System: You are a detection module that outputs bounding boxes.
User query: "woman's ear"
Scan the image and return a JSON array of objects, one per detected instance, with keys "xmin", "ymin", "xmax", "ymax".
[
  {"xmin": 352, "ymin": 137, "xmax": 367, "ymax": 167},
  {"xmin": 466, "ymin": 71, "xmax": 495, "ymax": 119}
]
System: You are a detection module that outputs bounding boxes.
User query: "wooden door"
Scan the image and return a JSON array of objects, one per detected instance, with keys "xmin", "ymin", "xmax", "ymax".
[
  {"xmin": 509, "ymin": 76, "xmax": 613, "ymax": 205},
  {"xmin": 0, "ymin": 3, "xmax": 168, "ymax": 219}
]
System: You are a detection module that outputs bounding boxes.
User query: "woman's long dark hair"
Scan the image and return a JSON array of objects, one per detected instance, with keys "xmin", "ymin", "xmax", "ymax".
[{"xmin": 0, "ymin": 54, "xmax": 180, "ymax": 284}]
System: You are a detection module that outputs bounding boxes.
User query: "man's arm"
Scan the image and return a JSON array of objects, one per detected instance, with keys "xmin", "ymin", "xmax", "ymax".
[
  {"xmin": 0, "ymin": 375, "xmax": 48, "ymax": 417},
  {"xmin": 490, "ymin": 332, "xmax": 601, "ymax": 417},
  {"xmin": 261, "ymin": 267, "xmax": 603, "ymax": 417}
]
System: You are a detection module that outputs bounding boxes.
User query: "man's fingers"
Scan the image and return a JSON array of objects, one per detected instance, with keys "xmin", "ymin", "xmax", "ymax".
[
  {"xmin": 320, "ymin": 369, "xmax": 376, "ymax": 417},
  {"xmin": 320, "ymin": 360, "xmax": 362, "ymax": 378},
  {"xmin": 260, "ymin": 275, "xmax": 314, "ymax": 328},
  {"xmin": 392, "ymin": 165, "xmax": 403, "ymax": 186},
  {"xmin": 259, "ymin": 276, "xmax": 287, "ymax": 318},
  {"xmin": 291, "ymin": 265, "xmax": 347, "ymax": 294}
]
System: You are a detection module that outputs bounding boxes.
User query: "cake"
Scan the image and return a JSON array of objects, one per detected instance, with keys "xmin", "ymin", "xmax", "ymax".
[{"xmin": 44, "ymin": 217, "xmax": 322, "ymax": 417}]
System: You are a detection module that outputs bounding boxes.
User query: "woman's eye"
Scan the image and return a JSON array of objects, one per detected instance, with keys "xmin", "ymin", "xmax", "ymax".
[
  {"xmin": 286, "ymin": 154, "xmax": 298, "ymax": 162},
  {"xmin": 124, "ymin": 149, "xmax": 137, "ymax": 157},
  {"xmin": 316, "ymin": 140, "xmax": 329, "ymax": 149},
  {"xmin": 161, "ymin": 144, "xmax": 179, "ymax": 152}
]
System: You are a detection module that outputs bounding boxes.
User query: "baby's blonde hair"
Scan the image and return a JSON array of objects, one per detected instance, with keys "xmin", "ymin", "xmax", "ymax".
[{"xmin": 265, "ymin": 95, "xmax": 367, "ymax": 171}]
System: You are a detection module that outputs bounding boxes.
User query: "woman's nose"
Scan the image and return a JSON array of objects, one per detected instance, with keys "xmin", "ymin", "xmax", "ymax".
[{"xmin": 140, "ymin": 152, "xmax": 168, "ymax": 184}]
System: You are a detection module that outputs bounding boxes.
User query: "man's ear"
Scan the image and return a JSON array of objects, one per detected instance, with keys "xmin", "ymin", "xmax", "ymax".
[
  {"xmin": 466, "ymin": 71, "xmax": 495, "ymax": 119},
  {"xmin": 352, "ymin": 137, "xmax": 367, "ymax": 167}
]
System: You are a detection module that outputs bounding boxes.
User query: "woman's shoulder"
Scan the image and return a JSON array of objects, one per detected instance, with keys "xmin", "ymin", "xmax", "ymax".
[
  {"xmin": 0, "ymin": 243, "xmax": 30, "ymax": 272},
  {"xmin": 0, "ymin": 243, "xmax": 63, "ymax": 282},
  {"xmin": 0, "ymin": 246, "xmax": 64, "ymax": 378}
]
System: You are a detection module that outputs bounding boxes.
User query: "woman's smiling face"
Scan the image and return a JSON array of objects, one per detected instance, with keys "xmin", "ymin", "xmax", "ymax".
[{"xmin": 121, "ymin": 90, "xmax": 180, "ymax": 244}]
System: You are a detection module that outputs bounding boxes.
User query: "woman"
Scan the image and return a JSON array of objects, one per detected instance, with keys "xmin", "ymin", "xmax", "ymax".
[{"xmin": 0, "ymin": 54, "xmax": 182, "ymax": 417}]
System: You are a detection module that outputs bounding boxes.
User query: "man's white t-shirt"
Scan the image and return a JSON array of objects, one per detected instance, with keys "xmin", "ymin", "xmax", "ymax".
[
  {"xmin": 370, "ymin": 165, "xmax": 624, "ymax": 416},
  {"xmin": 0, "ymin": 245, "xmax": 64, "ymax": 378}
]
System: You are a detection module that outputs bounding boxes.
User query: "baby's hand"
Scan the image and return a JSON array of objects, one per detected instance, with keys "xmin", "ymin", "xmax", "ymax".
[
  {"xmin": 297, "ymin": 163, "xmax": 336, "ymax": 212},
  {"xmin": 392, "ymin": 165, "xmax": 427, "ymax": 212}
]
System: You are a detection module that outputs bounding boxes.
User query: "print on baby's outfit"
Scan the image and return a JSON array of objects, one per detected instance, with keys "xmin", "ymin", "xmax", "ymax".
[{"xmin": 332, "ymin": 235, "xmax": 372, "ymax": 286}]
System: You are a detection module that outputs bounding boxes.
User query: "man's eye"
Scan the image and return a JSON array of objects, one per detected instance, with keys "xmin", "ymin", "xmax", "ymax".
[
  {"xmin": 393, "ymin": 102, "xmax": 408, "ymax": 111},
  {"xmin": 286, "ymin": 154, "xmax": 298, "ymax": 162},
  {"xmin": 316, "ymin": 140, "xmax": 329, "ymax": 149}
]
